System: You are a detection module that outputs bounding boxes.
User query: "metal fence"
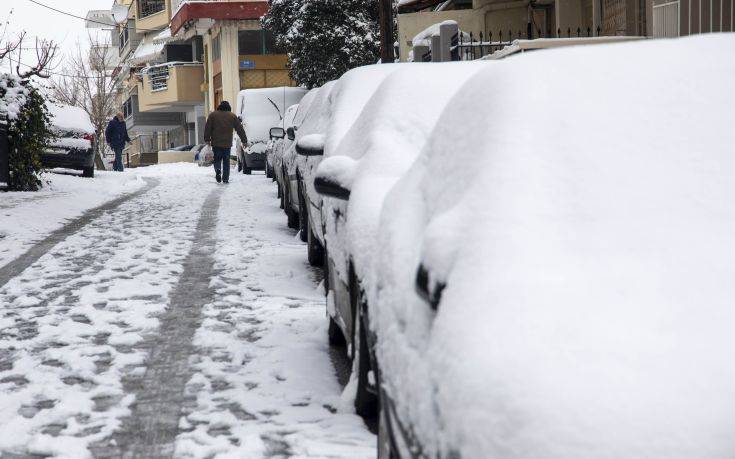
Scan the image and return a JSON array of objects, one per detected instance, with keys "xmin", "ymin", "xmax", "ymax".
[
  {"xmin": 455, "ymin": 26, "xmax": 604, "ymax": 60},
  {"xmin": 140, "ymin": 0, "xmax": 165, "ymax": 18},
  {"xmin": 146, "ymin": 65, "xmax": 170, "ymax": 92}
]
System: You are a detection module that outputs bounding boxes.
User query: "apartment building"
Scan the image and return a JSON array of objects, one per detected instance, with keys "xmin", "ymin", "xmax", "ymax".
[{"xmin": 93, "ymin": 0, "xmax": 293, "ymax": 166}]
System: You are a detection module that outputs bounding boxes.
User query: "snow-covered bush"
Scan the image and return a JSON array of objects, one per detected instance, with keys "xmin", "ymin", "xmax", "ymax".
[
  {"xmin": 262, "ymin": 0, "xmax": 381, "ymax": 88},
  {"xmin": 0, "ymin": 73, "xmax": 52, "ymax": 191}
]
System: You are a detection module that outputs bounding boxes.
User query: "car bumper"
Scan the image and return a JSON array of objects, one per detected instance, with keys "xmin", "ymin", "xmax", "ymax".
[
  {"xmin": 244, "ymin": 152, "xmax": 266, "ymax": 170},
  {"xmin": 41, "ymin": 149, "xmax": 94, "ymax": 170}
]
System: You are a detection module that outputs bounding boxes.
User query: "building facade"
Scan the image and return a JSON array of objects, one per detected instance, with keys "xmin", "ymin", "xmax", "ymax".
[{"xmin": 93, "ymin": 0, "xmax": 294, "ymax": 166}]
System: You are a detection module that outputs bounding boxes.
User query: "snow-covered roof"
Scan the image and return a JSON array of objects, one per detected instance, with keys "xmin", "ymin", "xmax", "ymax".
[
  {"xmin": 152, "ymin": 27, "xmax": 173, "ymax": 45},
  {"xmin": 47, "ymin": 103, "xmax": 95, "ymax": 134},
  {"xmin": 129, "ymin": 34, "xmax": 165, "ymax": 66}
]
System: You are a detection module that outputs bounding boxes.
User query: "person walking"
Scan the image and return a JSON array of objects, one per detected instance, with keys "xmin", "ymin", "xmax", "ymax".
[
  {"xmin": 105, "ymin": 112, "xmax": 131, "ymax": 172},
  {"xmin": 203, "ymin": 101, "xmax": 248, "ymax": 184}
]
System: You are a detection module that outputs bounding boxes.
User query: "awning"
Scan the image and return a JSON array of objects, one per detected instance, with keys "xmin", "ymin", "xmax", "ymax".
[
  {"xmin": 152, "ymin": 27, "xmax": 179, "ymax": 45},
  {"xmin": 129, "ymin": 34, "xmax": 165, "ymax": 66}
]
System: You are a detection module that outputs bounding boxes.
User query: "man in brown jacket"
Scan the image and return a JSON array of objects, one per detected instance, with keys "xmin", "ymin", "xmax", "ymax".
[{"xmin": 203, "ymin": 100, "xmax": 248, "ymax": 183}]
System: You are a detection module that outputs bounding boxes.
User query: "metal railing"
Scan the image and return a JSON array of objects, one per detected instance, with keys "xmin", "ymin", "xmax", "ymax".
[
  {"xmin": 140, "ymin": 0, "xmax": 165, "ymax": 18},
  {"xmin": 142, "ymin": 62, "xmax": 202, "ymax": 92},
  {"xmin": 454, "ymin": 26, "xmax": 604, "ymax": 60}
]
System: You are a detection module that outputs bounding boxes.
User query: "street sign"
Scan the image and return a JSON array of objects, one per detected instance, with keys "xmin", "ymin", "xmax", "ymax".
[{"xmin": 239, "ymin": 60, "xmax": 256, "ymax": 70}]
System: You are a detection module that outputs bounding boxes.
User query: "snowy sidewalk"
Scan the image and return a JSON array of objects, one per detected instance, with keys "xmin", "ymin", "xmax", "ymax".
[{"xmin": 0, "ymin": 164, "xmax": 375, "ymax": 458}]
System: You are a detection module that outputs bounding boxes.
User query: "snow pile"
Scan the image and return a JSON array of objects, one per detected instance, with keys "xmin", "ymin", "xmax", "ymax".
[
  {"xmin": 411, "ymin": 20, "xmax": 457, "ymax": 47},
  {"xmin": 372, "ymin": 34, "xmax": 735, "ymax": 457},
  {"xmin": 47, "ymin": 103, "xmax": 94, "ymax": 134},
  {"xmin": 0, "ymin": 73, "xmax": 28, "ymax": 124}
]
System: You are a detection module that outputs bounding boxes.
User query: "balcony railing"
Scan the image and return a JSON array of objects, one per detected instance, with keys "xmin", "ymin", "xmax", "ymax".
[{"xmin": 140, "ymin": 0, "xmax": 165, "ymax": 18}]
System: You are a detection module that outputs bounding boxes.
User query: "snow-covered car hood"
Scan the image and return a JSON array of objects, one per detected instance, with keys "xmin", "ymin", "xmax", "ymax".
[{"xmin": 374, "ymin": 34, "xmax": 735, "ymax": 458}]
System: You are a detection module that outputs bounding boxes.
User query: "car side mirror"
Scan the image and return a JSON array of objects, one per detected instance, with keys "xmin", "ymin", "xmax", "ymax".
[
  {"xmin": 296, "ymin": 133, "xmax": 325, "ymax": 156},
  {"xmin": 313, "ymin": 156, "xmax": 357, "ymax": 200},
  {"xmin": 269, "ymin": 127, "xmax": 285, "ymax": 140},
  {"xmin": 286, "ymin": 127, "xmax": 295, "ymax": 141},
  {"xmin": 415, "ymin": 263, "xmax": 445, "ymax": 311}
]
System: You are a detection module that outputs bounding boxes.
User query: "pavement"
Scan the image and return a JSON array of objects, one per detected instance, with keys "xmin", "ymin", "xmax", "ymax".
[{"xmin": 0, "ymin": 165, "xmax": 375, "ymax": 458}]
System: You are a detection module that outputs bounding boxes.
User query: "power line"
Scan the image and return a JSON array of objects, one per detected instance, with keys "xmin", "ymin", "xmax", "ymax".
[
  {"xmin": 25, "ymin": 0, "xmax": 166, "ymax": 33},
  {"xmin": 5, "ymin": 55, "xmax": 115, "ymax": 80}
]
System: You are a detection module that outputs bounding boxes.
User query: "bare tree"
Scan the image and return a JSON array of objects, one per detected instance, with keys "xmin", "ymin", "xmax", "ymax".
[
  {"xmin": 51, "ymin": 38, "xmax": 120, "ymax": 164},
  {"xmin": 0, "ymin": 30, "xmax": 58, "ymax": 79}
]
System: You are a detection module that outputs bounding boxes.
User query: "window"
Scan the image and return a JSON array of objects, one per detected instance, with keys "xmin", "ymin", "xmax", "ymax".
[
  {"xmin": 123, "ymin": 97, "xmax": 133, "ymax": 119},
  {"xmin": 139, "ymin": 0, "xmax": 165, "ymax": 18},
  {"xmin": 238, "ymin": 30, "xmax": 283, "ymax": 55},
  {"xmin": 119, "ymin": 24, "xmax": 129, "ymax": 51},
  {"xmin": 212, "ymin": 34, "xmax": 221, "ymax": 61}
]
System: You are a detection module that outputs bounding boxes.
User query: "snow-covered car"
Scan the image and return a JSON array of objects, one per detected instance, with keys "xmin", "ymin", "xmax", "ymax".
[
  {"xmin": 235, "ymin": 86, "xmax": 307, "ymax": 174},
  {"xmin": 366, "ymin": 35, "xmax": 735, "ymax": 458},
  {"xmin": 42, "ymin": 104, "xmax": 96, "ymax": 177},
  {"xmin": 268, "ymin": 103, "xmax": 298, "ymax": 184},
  {"xmin": 311, "ymin": 62, "xmax": 487, "ymax": 419},
  {"xmin": 280, "ymin": 87, "xmax": 328, "ymax": 230},
  {"xmin": 294, "ymin": 65, "xmax": 401, "ymax": 266}
]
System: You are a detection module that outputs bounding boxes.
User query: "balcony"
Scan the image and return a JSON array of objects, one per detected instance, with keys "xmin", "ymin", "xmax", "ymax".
[
  {"xmin": 138, "ymin": 62, "xmax": 205, "ymax": 112},
  {"xmin": 118, "ymin": 19, "xmax": 142, "ymax": 60},
  {"xmin": 136, "ymin": 0, "xmax": 170, "ymax": 33}
]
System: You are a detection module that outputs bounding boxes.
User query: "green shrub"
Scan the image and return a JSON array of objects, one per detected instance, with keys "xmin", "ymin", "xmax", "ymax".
[{"xmin": 2, "ymin": 80, "xmax": 53, "ymax": 191}]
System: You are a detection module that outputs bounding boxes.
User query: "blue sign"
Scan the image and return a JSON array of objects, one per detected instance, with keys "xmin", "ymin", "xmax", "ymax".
[{"xmin": 240, "ymin": 60, "xmax": 256, "ymax": 70}]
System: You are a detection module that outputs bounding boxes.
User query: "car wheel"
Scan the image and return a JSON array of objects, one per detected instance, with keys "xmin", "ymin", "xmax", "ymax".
[
  {"xmin": 266, "ymin": 163, "xmax": 274, "ymax": 179},
  {"xmin": 277, "ymin": 180, "xmax": 283, "ymax": 200},
  {"xmin": 82, "ymin": 167, "xmax": 94, "ymax": 178},
  {"xmin": 298, "ymin": 187, "xmax": 308, "ymax": 243},
  {"xmin": 307, "ymin": 223, "xmax": 323, "ymax": 267},
  {"xmin": 243, "ymin": 166, "xmax": 252, "ymax": 175},
  {"xmin": 353, "ymin": 298, "xmax": 378, "ymax": 418}
]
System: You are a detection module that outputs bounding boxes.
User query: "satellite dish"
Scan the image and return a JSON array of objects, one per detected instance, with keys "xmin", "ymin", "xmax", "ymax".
[{"xmin": 112, "ymin": 5, "xmax": 129, "ymax": 24}]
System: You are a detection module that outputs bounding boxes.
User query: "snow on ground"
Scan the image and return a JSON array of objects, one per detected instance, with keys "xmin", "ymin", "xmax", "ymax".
[
  {"xmin": 0, "ymin": 170, "xmax": 145, "ymax": 270},
  {"xmin": 0, "ymin": 164, "xmax": 374, "ymax": 457},
  {"xmin": 174, "ymin": 175, "xmax": 375, "ymax": 458}
]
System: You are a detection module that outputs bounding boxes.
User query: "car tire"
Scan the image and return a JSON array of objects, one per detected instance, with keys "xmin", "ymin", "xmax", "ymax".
[
  {"xmin": 82, "ymin": 167, "xmax": 94, "ymax": 178},
  {"xmin": 307, "ymin": 223, "xmax": 323, "ymax": 267},
  {"xmin": 328, "ymin": 316, "xmax": 345, "ymax": 347},
  {"xmin": 279, "ymin": 186, "xmax": 285, "ymax": 209},
  {"xmin": 266, "ymin": 163, "xmax": 274, "ymax": 179},
  {"xmin": 353, "ymin": 299, "xmax": 378, "ymax": 418},
  {"xmin": 298, "ymin": 187, "xmax": 308, "ymax": 243},
  {"xmin": 243, "ymin": 166, "xmax": 252, "ymax": 175}
]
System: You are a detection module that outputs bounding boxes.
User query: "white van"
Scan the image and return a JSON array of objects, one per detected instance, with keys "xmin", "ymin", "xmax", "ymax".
[{"xmin": 235, "ymin": 86, "xmax": 308, "ymax": 174}]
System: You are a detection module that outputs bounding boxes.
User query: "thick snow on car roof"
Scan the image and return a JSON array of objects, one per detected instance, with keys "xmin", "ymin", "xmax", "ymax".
[
  {"xmin": 375, "ymin": 34, "xmax": 735, "ymax": 458},
  {"xmin": 47, "ymin": 103, "xmax": 94, "ymax": 134},
  {"xmin": 236, "ymin": 87, "xmax": 308, "ymax": 142},
  {"xmin": 320, "ymin": 62, "xmax": 487, "ymax": 285}
]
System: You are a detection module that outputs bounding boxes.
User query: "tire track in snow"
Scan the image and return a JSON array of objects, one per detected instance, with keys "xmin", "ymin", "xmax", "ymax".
[
  {"xmin": 93, "ymin": 189, "xmax": 221, "ymax": 458},
  {"xmin": 0, "ymin": 178, "xmax": 159, "ymax": 288}
]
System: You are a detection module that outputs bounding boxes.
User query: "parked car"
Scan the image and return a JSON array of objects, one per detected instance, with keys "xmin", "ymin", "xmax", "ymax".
[
  {"xmin": 269, "ymin": 104, "xmax": 299, "ymax": 206},
  {"xmin": 351, "ymin": 35, "xmax": 735, "ymax": 458},
  {"xmin": 42, "ymin": 104, "xmax": 96, "ymax": 177},
  {"xmin": 235, "ymin": 86, "xmax": 307, "ymax": 174},
  {"xmin": 294, "ymin": 65, "xmax": 400, "ymax": 266},
  {"xmin": 280, "ymin": 86, "xmax": 330, "ymax": 230},
  {"xmin": 311, "ymin": 62, "xmax": 487, "ymax": 420}
]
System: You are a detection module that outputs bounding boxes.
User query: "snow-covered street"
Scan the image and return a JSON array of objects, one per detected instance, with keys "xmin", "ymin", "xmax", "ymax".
[{"xmin": 0, "ymin": 165, "xmax": 375, "ymax": 458}]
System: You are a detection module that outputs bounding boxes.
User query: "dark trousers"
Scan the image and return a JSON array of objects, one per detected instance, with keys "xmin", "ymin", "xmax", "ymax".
[
  {"xmin": 213, "ymin": 146, "xmax": 230, "ymax": 182},
  {"xmin": 113, "ymin": 146, "xmax": 124, "ymax": 172}
]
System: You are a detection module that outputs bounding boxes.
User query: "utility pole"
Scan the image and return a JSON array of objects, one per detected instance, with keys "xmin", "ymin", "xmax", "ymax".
[{"xmin": 378, "ymin": 0, "xmax": 394, "ymax": 63}]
